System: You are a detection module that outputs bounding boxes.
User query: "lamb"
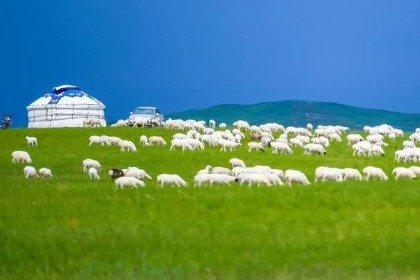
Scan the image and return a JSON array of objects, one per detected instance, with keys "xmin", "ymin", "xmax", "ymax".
[
  {"xmin": 88, "ymin": 167, "xmax": 101, "ymax": 180},
  {"xmin": 229, "ymin": 158, "xmax": 246, "ymax": 168},
  {"xmin": 25, "ymin": 136, "xmax": 38, "ymax": 147},
  {"xmin": 392, "ymin": 167, "xmax": 416, "ymax": 180},
  {"xmin": 149, "ymin": 136, "xmax": 167, "ymax": 146},
  {"xmin": 115, "ymin": 176, "xmax": 145, "ymax": 189},
  {"xmin": 248, "ymin": 142, "xmax": 265, "ymax": 152},
  {"xmin": 23, "ymin": 166, "xmax": 38, "ymax": 179},
  {"xmin": 38, "ymin": 167, "xmax": 52, "ymax": 178},
  {"xmin": 157, "ymin": 174, "xmax": 188, "ymax": 187},
  {"xmin": 82, "ymin": 159, "xmax": 101, "ymax": 173},
  {"xmin": 12, "ymin": 151, "xmax": 32, "ymax": 164},
  {"xmin": 108, "ymin": 168, "xmax": 125, "ymax": 180},
  {"xmin": 363, "ymin": 166, "xmax": 388, "ymax": 181},
  {"xmin": 284, "ymin": 169, "xmax": 311, "ymax": 186}
]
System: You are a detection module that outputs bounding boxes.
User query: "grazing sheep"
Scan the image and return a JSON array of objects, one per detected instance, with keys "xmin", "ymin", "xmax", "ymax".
[
  {"xmin": 39, "ymin": 167, "xmax": 52, "ymax": 178},
  {"xmin": 108, "ymin": 168, "xmax": 125, "ymax": 180},
  {"xmin": 88, "ymin": 167, "xmax": 101, "ymax": 180},
  {"xmin": 314, "ymin": 167, "xmax": 343, "ymax": 182},
  {"xmin": 124, "ymin": 167, "xmax": 152, "ymax": 180},
  {"xmin": 194, "ymin": 173, "xmax": 237, "ymax": 187},
  {"xmin": 347, "ymin": 134, "xmax": 364, "ymax": 145},
  {"xmin": 284, "ymin": 169, "xmax": 311, "ymax": 186},
  {"xmin": 139, "ymin": 135, "xmax": 150, "ymax": 146},
  {"xmin": 23, "ymin": 166, "xmax": 38, "ymax": 179},
  {"xmin": 115, "ymin": 176, "xmax": 145, "ymax": 189},
  {"xmin": 303, "ymin": 143, "xmax": 326, "ymax": 155},
  {"xmin": 340, "ymin": 168, "xmax": 363, "ymax": 181},
  {"xmin": 218, "ymin": 139, "xmax": 241, "ymax": 152},
  {"xmin": 270, "ymin": 142, "xmax": 293, "ymax": 154},
  {"xmin": 237, "ymin": 173, "xmax": 272, "ymax": 187},
  {"xmin": 363, "ymin": 166, "xmax": 388, "ymax": 181},
  {"xmin": 149, "ymin": 136, "xmax": 167, "ymax": 146},
  {"xmin": 229, "ymin": 158, "xmax": 246, "ymax": 168},
  {"xmin": 25, "ymin": 136, "xmax": 38, "ymax": 147},
  {"xmin": 392, "ymin": 167, "xmax": 416, "ymax": 180},
  {"xmin": 82, "ymin": 159, "xmax": 101, "ymax": 173},
  {"xmin": 118, "ymin": 140, "xmax": 137, "ymax": 152},
  {"xmin": 12, "ymin": 151, "xmax": 32, "ymax": 164},
  {"xmin": 157, "ymin": 174, "xmax": 188, "ymax": 187},
  {"xmin": 170, "ymin": 139, "xmax": 193, "ymax": 151},
  {"xmin": 248, "ymin": 142, "xmax": 265, "ymax": 152}
]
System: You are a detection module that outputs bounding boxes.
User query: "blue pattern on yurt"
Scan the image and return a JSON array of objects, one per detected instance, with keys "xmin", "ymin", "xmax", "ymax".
[{"xmin": 47, "ymin": 85, "xmax": 85, "ymax": 104}]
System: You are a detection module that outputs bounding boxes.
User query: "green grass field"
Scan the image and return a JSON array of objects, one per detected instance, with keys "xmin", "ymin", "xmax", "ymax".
[{"xmin": 1, "ymin": 127, "xmax": 419, "ymax": 279}]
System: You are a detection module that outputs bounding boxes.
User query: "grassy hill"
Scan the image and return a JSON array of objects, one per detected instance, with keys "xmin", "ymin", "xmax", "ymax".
[{"xmin": 166, "ymin": 100, "xmax": 420, "ymax": 131}]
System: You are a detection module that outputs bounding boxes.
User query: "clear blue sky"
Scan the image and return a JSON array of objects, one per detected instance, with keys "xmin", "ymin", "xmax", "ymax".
[{"xmin": 1, "ymin": 0, "xmax": 420, "ymax": 127}]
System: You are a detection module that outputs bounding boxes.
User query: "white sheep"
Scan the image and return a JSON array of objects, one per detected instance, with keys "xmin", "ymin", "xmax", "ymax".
[
  {"xmin": 248, "ymin": 142, "xmax": 265, "ymax": 152},
  {"xmin": 25, "ymin": 136, "xmax": 38, "ymax": 147},
  {"xmin": 193, "ymin": 174, "xmax": 237, "ymax": 187},
  {"xmin": 340, "ymin": 168, "xmax": 363, "ymax": 181},
  {"xmin": 12, "ymin": 151, "xmax": 32, "ymax": 164},
  {"xmin": 314, "ymin": 167, "xmax": 343, "ymax": 182},
  {"xmin": 284, "ymin": 169, "xmax": 311, "ymax": 186},
  {"xmin": 124, "ymin": 167, "xmax": 152, "ymax": 180},
  {"xmin": 347, "ymin": 134, "xmax": 364, "ymax": 145},
  {"xmin": 157, "ymin": 174, "xmax": 188, "ymax": 187},
  {"xmin": 39, "ymin": 167, "xmax": 53, "ymax": 178},
  {"xmin": 270, "ymin": 142, "xmax": 293, "ymax": 154},
  {"xmin": 392, "ymin": 167, "xmax": 416, "ymax": 180},
  {"xmin": 118, "ymin": 140, "xmax": 137, "ymax": 152},
  {"xmin": 210, "ymin": 167, "xmax": 232, "ymax": 175},
  {"xmin": 82, "ymin": 159, "xmax": 101, "ymax": 173},
  {"xmin": 149, "ymin": 136, "xmax": 167, "ymax": 146},
  {"xmin": 229, "ymin": 158, "xmax": 246, "ymax": 168},
  {"xmin": 88, "ymin": 167, "xmax": 101, "ymax": 180},
  {"xmin": 139, "ymin": 135, "xmax": 150, "ymax": 146},
  {"xmin": 363, "ymin": 166, "xmax": 388, "ymax": 181},
  {"xmin": 23, "ymin": 166, "xmax": 38, "ymax": 179},
  {"xmin": 170, "ymin": 139, "xmax": 193, "ymax": 151},
  {"xmin": 115, "ymin": 176, "xmax": 145, "ymax": 189},
  {"xmin": 218, "ymin": 139, "xmax": 241, "ymax": 152},
  {"xmin": 303, "ymin": 143, "xmax": 326, "ymax": 155},
  {"xmin": 237, "ymin": 173, "xmax": 272, "ymax": 187}
]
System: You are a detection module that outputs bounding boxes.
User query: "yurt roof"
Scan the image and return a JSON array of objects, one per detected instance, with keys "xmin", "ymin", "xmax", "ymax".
[{"xmin": 28, "ymin": 85, "xmax": 105, "ymax": 108}]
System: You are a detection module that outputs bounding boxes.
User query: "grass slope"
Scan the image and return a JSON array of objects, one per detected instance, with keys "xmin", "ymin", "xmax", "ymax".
[
  {"xmin": 0, "ymin": 127, "xmax": 420, "ymax": 279},
  {"xmin": 166, "ymin": 100, "xmax": 420, "ymax": 131}
]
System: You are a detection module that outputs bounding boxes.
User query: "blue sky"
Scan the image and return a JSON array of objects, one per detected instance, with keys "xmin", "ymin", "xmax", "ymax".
[{"xmin": 1, "ymin": 0, "xmax": 420, "ymax": 127}]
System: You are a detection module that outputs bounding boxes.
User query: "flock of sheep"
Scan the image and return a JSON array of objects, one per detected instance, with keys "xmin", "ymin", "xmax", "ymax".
[{"xmin": 9, "ymin": 120, "xmax": 420, "ymax": 188}]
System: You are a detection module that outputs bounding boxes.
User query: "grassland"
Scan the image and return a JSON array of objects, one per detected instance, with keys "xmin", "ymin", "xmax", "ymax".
[{"xmin": 0, "ymin": 127, "xmax": 419, "ymax": 279}]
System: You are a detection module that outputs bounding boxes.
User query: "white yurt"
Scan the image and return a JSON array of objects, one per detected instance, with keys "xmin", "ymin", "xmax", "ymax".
[{"xmin": 27, "ymin": 85, "xmax": 106, "ymax": 128}]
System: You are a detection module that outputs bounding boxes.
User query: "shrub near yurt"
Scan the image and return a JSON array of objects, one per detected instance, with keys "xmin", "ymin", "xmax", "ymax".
[{"xmin": 27, "ymin": 85, "xmax": 106, "ymax": 128}]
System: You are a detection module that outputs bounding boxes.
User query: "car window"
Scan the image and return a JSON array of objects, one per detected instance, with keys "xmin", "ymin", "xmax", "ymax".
[{"xmin": 134, "ymin": 108, "xmax": 155, "ymax": 115}]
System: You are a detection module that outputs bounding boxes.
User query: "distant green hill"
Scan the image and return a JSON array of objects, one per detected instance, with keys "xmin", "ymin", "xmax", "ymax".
[{"xmin": 166, "ymin": 100, "xmax": 420, "ymax": 131}]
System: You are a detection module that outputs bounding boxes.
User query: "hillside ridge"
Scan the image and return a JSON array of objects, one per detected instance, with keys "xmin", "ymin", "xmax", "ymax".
[{"xmin": 166, "ymin": 100, "xmax": 420, "ymax": 130}]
